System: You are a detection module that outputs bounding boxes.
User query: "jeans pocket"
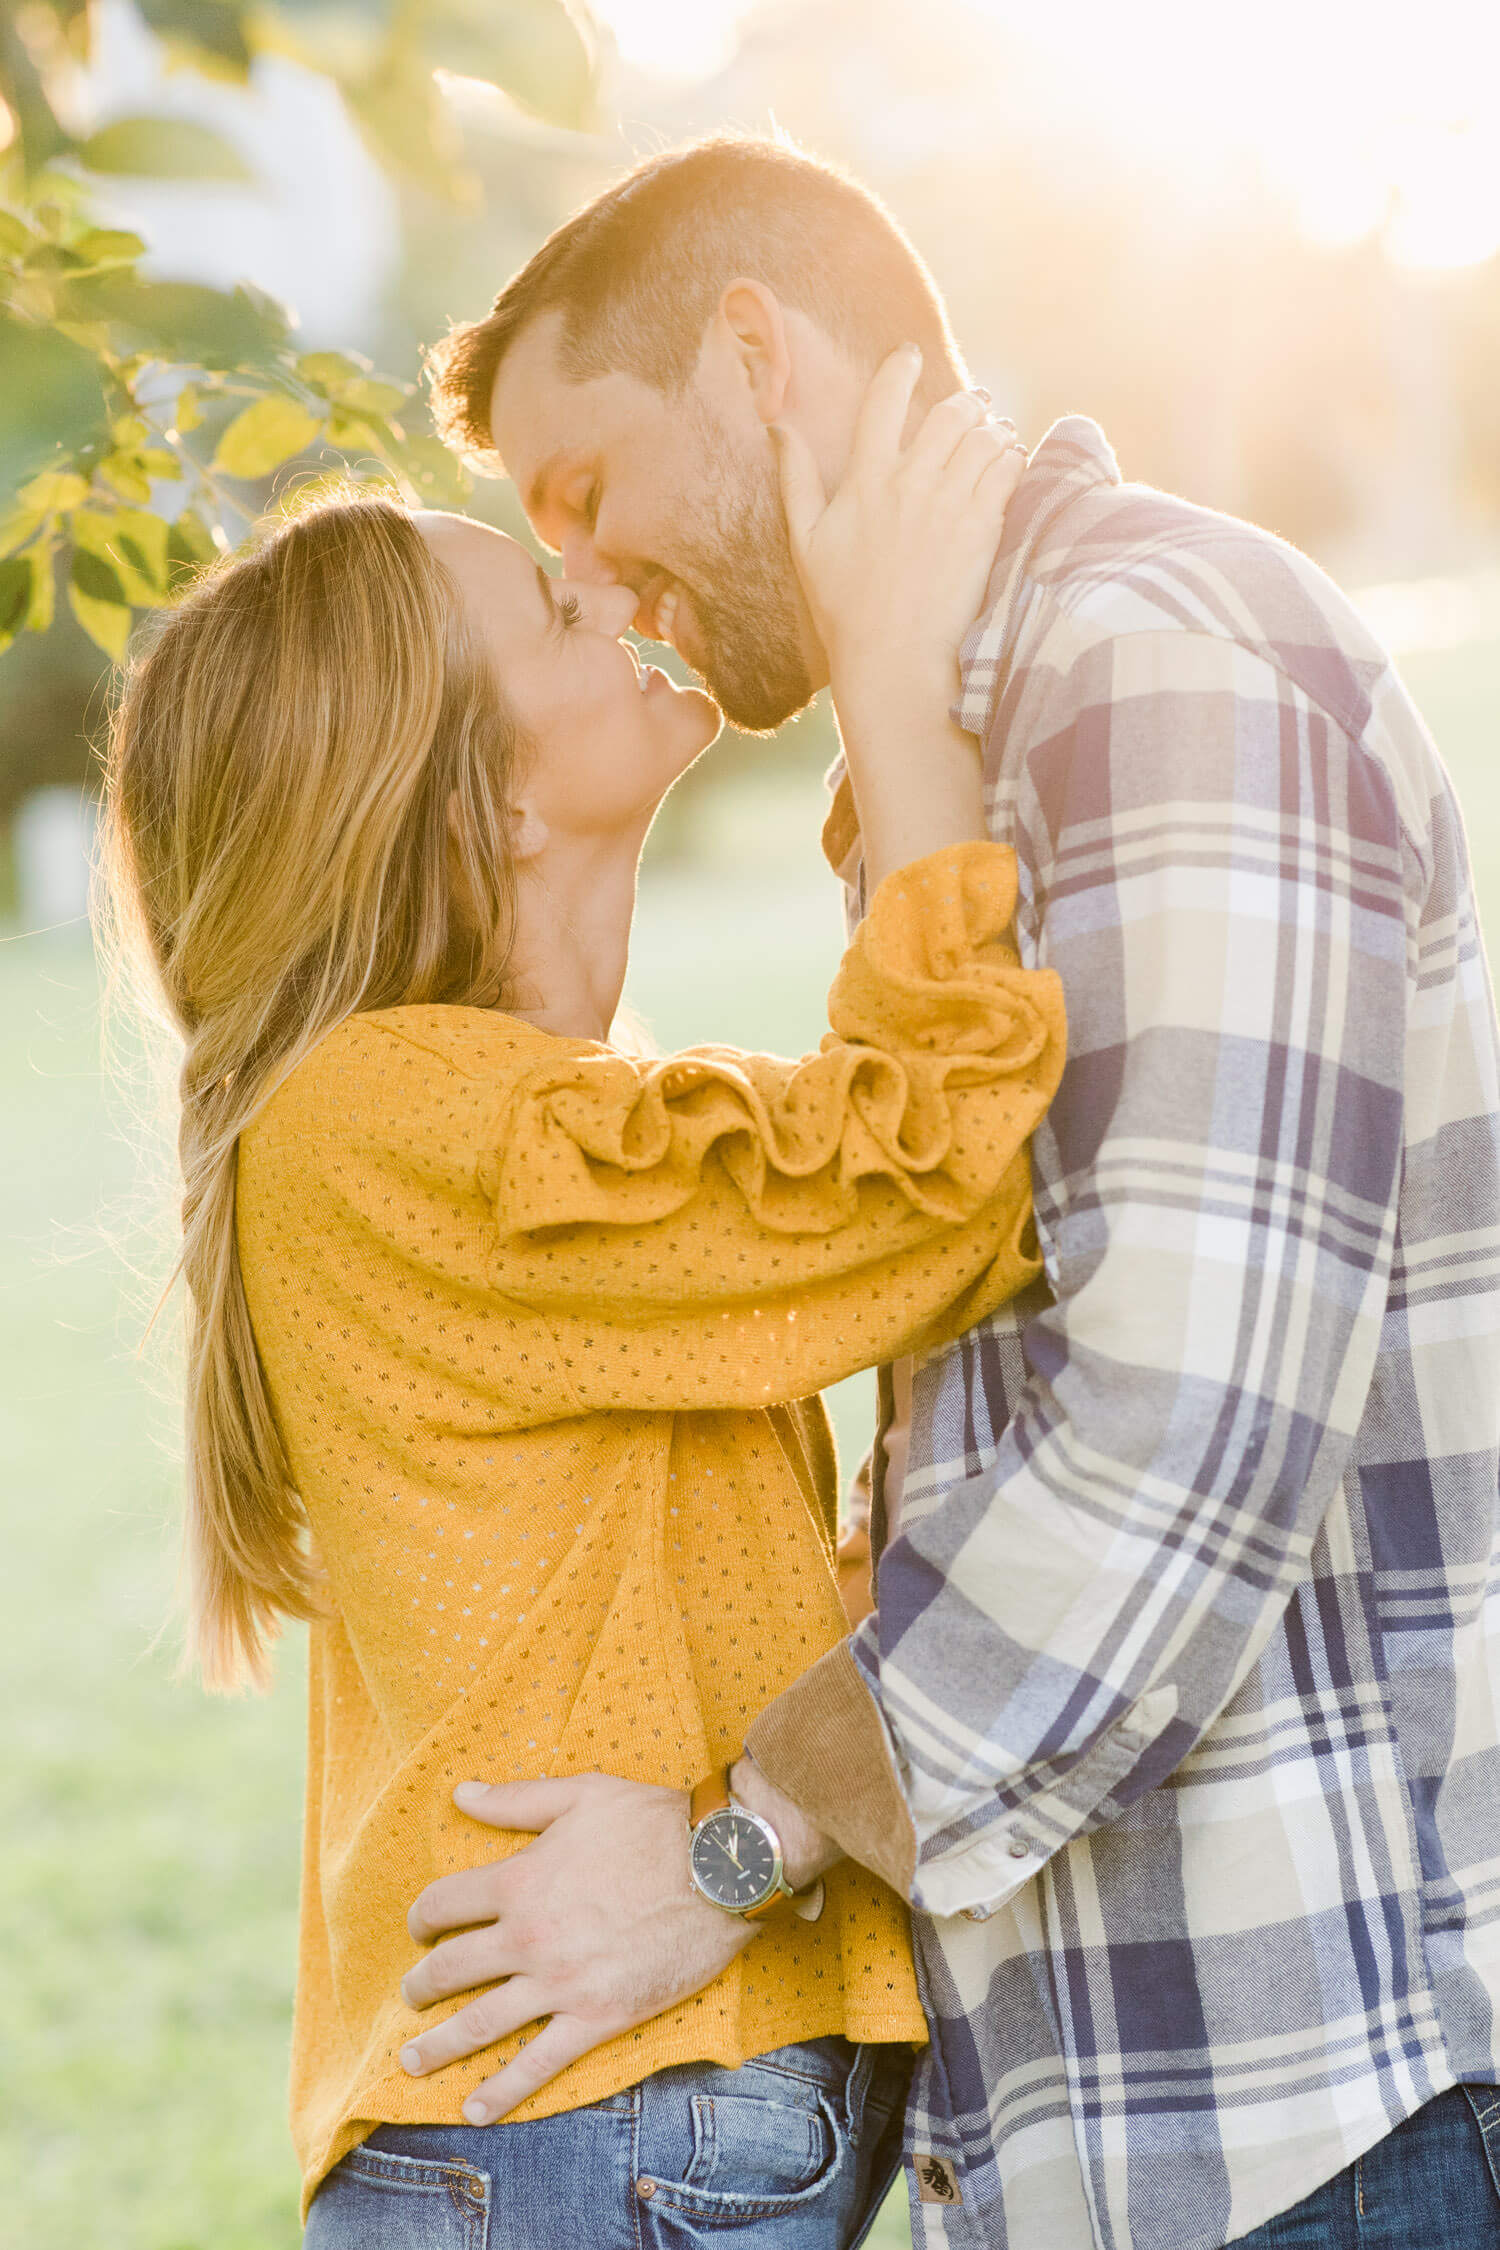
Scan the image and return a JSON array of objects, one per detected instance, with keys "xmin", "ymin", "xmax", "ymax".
[
  {"xmin": 642, "ymin": 2084, "xmax": 848, "ymax": 2227},
  {"xmin": 303, "ymin": 2144, "xmax": 490, "ymax": 2250},
  {"xmin": 1459, "ymin": 2084, "xmax": 1500, "ymax": 2203},
  {"xmin": 683, "ymin": 2090, "xmax": 835, "ymax": 2197}
]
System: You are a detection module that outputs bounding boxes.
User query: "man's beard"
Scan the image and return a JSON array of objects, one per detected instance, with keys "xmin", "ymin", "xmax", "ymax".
[{"xmin": 670, "ymin": 423, "xmax": 815, "ymax": 734}]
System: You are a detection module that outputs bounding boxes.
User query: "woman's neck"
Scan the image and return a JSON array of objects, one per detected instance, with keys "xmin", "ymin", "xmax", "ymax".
[{"xmin": 503, "ymin": 831, "xmax": 646, "ymax": 1044}]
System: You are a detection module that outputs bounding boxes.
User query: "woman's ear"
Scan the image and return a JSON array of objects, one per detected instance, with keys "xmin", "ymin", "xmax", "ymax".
[{"xmin": 509, "ymin": 801, "xmax": 550, "ymax": 864}]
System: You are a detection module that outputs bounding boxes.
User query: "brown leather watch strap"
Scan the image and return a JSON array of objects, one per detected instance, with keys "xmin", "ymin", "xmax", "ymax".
[{"xmin": 689, "ymin": 1767, "xmax": 732, "ymax": 1827}]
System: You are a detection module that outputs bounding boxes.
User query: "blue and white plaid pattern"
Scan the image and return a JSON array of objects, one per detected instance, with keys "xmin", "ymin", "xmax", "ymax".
[{"xmin": 837, "ymin": 421, "xmax": 1500, "ymax": 2248}]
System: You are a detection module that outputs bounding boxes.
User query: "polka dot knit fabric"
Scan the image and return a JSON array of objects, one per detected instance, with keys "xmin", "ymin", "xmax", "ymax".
[{"xmin": 233, "ymin": 841, "xmax": 1066, "ymax": 2218}]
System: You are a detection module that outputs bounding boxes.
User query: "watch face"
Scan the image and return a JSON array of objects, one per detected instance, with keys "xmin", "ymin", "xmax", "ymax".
[{"xmin": 690, "ymin": 1808, "xmax": 780, "ymax": 1911}]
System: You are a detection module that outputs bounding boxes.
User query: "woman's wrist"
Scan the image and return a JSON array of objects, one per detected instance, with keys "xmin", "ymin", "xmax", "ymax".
[{"xmin": 833, "ymin": 691, "xmax": 987, "ymax": 893}]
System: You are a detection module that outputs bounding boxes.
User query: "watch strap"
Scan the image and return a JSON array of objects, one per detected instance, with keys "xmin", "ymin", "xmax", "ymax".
[{"xmin": 689, "ymin": 1767, "xmax": 732, "ymax": 1827}]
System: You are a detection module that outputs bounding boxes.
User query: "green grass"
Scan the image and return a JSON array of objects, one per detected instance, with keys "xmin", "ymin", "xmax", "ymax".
[{"xmin": 3, "ymin": 634, "xmax": 1497, "ymax": 2249}]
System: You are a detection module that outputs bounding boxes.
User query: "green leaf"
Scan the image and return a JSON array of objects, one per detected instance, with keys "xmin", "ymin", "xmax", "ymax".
[
  {"xmin": 17, "ymin": 470, "xmax": 91, "ymax": 515},
  {"xmin": 0, "ymin": 210, "xmax": 35, "ymax": 259},
  {"xmin": 339, "ymin": 376, "xmax": 407, "ymax": 418},
  {"xmin": 346, "ymin": 66, "xmax": 477, "ymax": 207},
  {"xmin": 0, "ymin": 557, "xmax": 34, "ymax": 651},
  {"xmin": 71, "ymin": 546, "xmax": 126, "ymax": 606},
  {"xmin": 0, "ymin": 506, "xmax": 45, "ymax": 558},
  {"xmin": 58, "ymin": 275, "xmax": 291, "ymax": 368},
  {"xmin": 136, "ymin": 0, "xmax": 253, "ymax": 79},
  {"xmin": 74, "ymin": 116, "xmax": 254, "ymax": 181},
  {"xmin": 166, "ymin": 508, "xmax": 217, "ymax": 587},
  {"xmin": 0, "ymin": 315, "xmax": 109, "ymax": 478},
  {"xmin": 71, "ymin": 228, "xmax": 148, "ymax": 269},
  {"xmin": 415, "ymin": 0, "xmax": 596, "ymax": 131},
  {"xmin": 116, "ymin": 510, "xmax": 171, "ymax": 594},
  {"xmin": 98, "ymin": 452, "xmax": 152, "ymax": 503},
  {"xmin": 325, "ymin": 408, "xmax": 389, "ymax": 459},
  {"xmin": 68, "ymin": 580, "xmax": 133, "ymax": 660},
  {"xmin": 212, "ymin": 394, "xmax": 324, "ymax": 479},
  {"xmin": 173, "ymin": 384, "xmax": 204, "ymax": 433},
  {"xmin": 296, "ymin": 350, "xmax": 365, "ymax": 391},
  {"xmin": 75, "ymin": 507, "xmax": 170, "ymax": 603},
  {"xmin": 293, "ymin": 351, "xmax": 408, "ymax": 418},
  {"xmin": 27, "ymin": 532, "xmax": 56, "ymax": 632},
  {"xmin": 390, "ymin": 432, "xmax": 471, "ymax": 508}
]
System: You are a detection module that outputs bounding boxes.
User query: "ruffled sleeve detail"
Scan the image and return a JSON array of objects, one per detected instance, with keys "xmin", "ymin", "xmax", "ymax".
[{"xmin": 480, "ymin": 843, "xmax": 1064, "ymax": 1243}]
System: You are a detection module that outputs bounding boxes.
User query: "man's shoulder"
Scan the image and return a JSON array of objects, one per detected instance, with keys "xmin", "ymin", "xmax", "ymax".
[{"xmin": 1017, "ymin": 478, "xmax": 1394, "ymax": 746}]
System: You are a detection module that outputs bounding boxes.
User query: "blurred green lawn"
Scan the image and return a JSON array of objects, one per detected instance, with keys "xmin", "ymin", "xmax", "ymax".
[{"xmin": 3, "ymin": 635, "xmax": 1497, "ymax": 2249}]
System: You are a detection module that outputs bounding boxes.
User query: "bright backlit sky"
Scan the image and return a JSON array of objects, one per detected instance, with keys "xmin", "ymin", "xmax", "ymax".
[{"xmin": 591, "ymin": 0, "xmax": 1500, "ymax": 270}]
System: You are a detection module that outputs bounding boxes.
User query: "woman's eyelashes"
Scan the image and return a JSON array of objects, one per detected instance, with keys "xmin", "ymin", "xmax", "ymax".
[{"xmin": 555, "ymin": 592, "xmax": 583, "ymax": 630}]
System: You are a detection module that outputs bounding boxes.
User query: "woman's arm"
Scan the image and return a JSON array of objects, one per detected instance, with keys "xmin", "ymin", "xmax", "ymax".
[
  {"xmin": 481, "ymin": 840, "xmax": 1064, "ymax": 1412},
  {"xmin": 774, "ymin": 345, "xmax": 1026, "ymax": 890}
]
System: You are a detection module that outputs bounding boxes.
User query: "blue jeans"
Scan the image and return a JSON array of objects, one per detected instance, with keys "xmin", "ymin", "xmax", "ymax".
[
  {"xmin": 303, "ymin": 2036, "xmax": 912, "ymax": 2249},
  {"xmin": 1232, "ymin": 2084, "xmax": 1500, "ymax": 2246}
]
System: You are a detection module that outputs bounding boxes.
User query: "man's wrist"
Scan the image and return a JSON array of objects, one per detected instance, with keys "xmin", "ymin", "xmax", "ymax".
[{"xmin": 728, "ymin": 1752, "xmax": 843, "ymax": 1892}]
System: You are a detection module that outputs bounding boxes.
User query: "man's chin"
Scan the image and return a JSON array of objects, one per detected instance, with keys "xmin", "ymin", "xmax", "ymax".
[{"xmin": 708, "ymin": 665, "xmax": 818, "ymax": 738}]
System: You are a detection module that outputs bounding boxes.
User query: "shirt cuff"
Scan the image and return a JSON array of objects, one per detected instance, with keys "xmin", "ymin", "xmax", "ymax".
[
  {"xmin": 744, "ymin": 1641, "xmax": 917, "ymax": 1897},
  {"xmin": 908, "ymin": 1682, "xmax": 1181, "ymax": 1921}
]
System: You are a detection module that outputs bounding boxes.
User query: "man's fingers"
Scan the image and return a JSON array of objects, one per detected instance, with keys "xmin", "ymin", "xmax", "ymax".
[
  {"xmin": 848, "ymin": 342, "xmax": 923, "ymax": 474},
  {"xmin": 407, "ymin": 1861, "xmax": 510, "ymax": 1946},
  {"xmin": 771, "ymin": 422, "xmax": 826, "ymax": 554},
  {"xmin": 451, "ymin": 1774, "xmax": 582, "ymax": 1832},
  {"xmin": 460, "ymin": 2012, "xmax": 618, "ymax": 2126},
  {"xmin": 402, "ymin": 1923, "xmax": 521, "ymax": 2011},
  {"xmin": 398, "ymin": 1976, "xmax": 550, "ymax": 2079}
]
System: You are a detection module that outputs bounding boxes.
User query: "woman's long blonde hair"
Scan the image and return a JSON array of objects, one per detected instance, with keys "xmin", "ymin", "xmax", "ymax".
[{"xmin": 97, "ymin": 491, "xmax": 524, "ymax": 1693}]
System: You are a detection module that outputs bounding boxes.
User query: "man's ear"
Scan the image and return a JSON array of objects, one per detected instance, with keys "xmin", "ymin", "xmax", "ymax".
[
  {"xmin": 509, "ymin": 800, "xmax": 550, "ymax": 864},
  {"xmin": 716, "ymin": 278, "xmax": 793, "ymax": 425}
]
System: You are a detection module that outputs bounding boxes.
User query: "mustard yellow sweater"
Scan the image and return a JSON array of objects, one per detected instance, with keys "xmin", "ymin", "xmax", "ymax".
[{"xmin": 234, "ymin": 842, "xmax": 1066, "ymax": 2216}]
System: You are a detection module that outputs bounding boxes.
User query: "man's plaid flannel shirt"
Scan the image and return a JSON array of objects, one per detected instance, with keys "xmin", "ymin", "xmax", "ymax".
[{"xmin": 747, "ymin": 418, "xmax": 1500, "ymax": 2249}]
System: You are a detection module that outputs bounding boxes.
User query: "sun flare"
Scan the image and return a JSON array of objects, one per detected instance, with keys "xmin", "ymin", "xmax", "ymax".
[{"xmin": 588, "ymin": 0, "xmax": 1500, "ymax": 272}]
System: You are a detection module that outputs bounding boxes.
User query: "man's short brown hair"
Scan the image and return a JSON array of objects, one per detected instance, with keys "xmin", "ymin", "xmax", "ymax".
[{"xmin": 427, "ymin": 134, "xmax": 963, "ymax": 468}]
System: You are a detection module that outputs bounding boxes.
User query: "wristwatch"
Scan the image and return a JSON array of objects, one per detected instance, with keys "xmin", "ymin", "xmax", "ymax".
[{"xmin": 687, "ymin": 1767, "xmax": 825, "ymax": 1922}]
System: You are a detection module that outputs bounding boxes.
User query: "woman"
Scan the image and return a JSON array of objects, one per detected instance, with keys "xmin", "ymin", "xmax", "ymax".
[{"xmin": 98, "ymin": 358, "xmax": 1064, "ymax": 2247}]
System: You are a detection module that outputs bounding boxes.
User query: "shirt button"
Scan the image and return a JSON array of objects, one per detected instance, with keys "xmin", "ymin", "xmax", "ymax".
[
  {"xmin": 1007, "ymin": 1836, "xmax": 1031, "ymax": 1860},
  {"xmin": 964, "ymin": 1903, "xmax": 993, "ymax": 1921}
]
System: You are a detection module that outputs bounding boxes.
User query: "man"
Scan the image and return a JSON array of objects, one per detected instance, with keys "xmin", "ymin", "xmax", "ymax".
[{"xmin": 400, "ymin": 136, "xmax": 1500, "ymax": 2247}]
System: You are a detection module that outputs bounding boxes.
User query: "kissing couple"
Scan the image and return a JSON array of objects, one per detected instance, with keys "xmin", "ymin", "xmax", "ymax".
[{"xmin": 101, "ymin": 136, "xmax": 1500, "ymax": 2250}]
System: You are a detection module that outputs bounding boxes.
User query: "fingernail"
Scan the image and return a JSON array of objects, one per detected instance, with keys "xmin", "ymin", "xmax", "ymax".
[
  {"xmin": 463, "ymin": 2098, "xmax": 490, "ymax": 2125},
  {"xmin": 903, "ymin": 341, "xmax": 922, "ymax": 360},
  {"xmin": 969, "ymin": 385, "xmax": 992, "ymax": 403},
  {"xmin": 454, "ymin": 1780, "xmax": 485, "ymax": 1804},
  {"xmin": 400, "ymin": 2045, "xmax": 424, "ymax": 2075}
]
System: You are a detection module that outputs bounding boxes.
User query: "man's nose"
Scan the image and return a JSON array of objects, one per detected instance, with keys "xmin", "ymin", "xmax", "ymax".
[{"xmin": 560, "ymin": 526, "xmax": 616, "ymax": 584}]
